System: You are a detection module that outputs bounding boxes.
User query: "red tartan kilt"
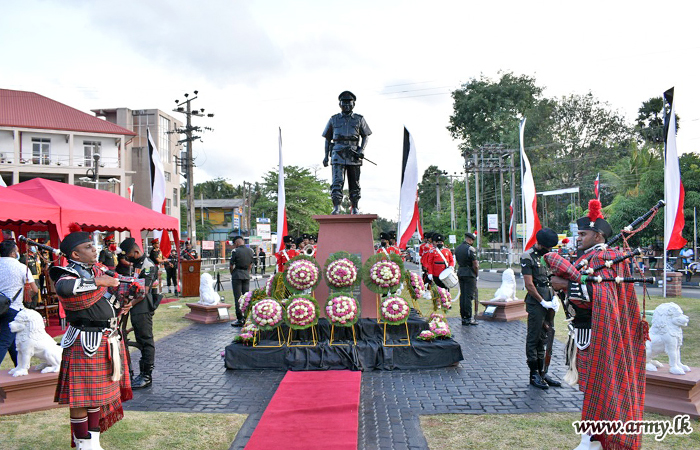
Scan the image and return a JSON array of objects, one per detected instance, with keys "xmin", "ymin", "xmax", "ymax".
[
  {"xmin": 55, "ymin": 332, "xmax": 132, "ymax": 412},
  {"xmin": 577, "ymin": 347, "xmax": 590, "ymax": 393}
]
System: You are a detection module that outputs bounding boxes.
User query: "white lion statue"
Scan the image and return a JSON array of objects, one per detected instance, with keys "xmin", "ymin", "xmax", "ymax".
[
  {"xmin": 646, "ymin": 302, "xmax": 691, "ymax": 375},
  {"xmin": 198, "ymin": 272, "xmax": 221, "ymax": 306},
  {"xmin": 491, "ymin": 268, "xmax": 518, "ymax": 302},
  {"xmin": 8, "ymin": 309, "xmax": 62, "ymax": 377}
]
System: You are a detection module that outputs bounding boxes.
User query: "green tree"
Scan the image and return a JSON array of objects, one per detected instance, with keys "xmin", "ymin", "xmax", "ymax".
[{"xmin": 635, "ymin": 96, "xmax": 680, "ymax": 150}]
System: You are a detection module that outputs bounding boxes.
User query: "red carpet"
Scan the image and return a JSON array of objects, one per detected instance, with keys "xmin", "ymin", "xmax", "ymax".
[
  {"xmin": 245, "ymin": 370, "xmax": 361, "ymax": 450},
  {"xmin": 45, "ymin": 316, "xmax": 65, "ymax": 338}
]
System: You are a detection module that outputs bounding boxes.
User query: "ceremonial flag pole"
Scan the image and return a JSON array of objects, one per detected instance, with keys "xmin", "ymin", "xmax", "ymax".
[
  {"xmin": 147, "ymin": 128, "xmax": 171, "ymax": 254},
  {"xmin": 663, "ymin": 87, "xmax": 687, "ymax": 297},
  {"xmin": 276, "ymin": 127, "xmax": 288, "ymax": 252},
  {"xmin": 520, "ymin": 118, "xmax": 541, "ymax": 250},
  {"xmin": 398, "ymin": 126, "xmax": 422, "ymax": 249}
]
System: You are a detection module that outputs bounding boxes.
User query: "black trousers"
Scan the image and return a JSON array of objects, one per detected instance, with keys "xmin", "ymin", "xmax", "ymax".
[
  {"xmin": 131, "ymin": 311, "xmax": 155, "ymax": 367},
  {"xmin": 458, "ymin": 276, "xmax": 477, "ymax": 320},
  {"xmin": 232, "ymin": 278, "xmax": 250, "ymax": 321},
  {"xmin": 331, "ymin": 164, "xmax": 361, "ymax": 202},
  {"xmin": 165, "ymin": 267, "xmax": 177, "ymax": 288},
  {"xmin": 525, "ymin": 299, "xmax": 548, "ymax": 363}
]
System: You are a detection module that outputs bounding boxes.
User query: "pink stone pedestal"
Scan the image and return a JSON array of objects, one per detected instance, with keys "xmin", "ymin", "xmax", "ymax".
[
  {"xmin": 476, "ymin": 299, "xmax": 528, "ymax": 322},
  {"xmin": 313, "ymin": 214, "xmax": 378, "ymax": 319},
  {"xmin": 0, "ymin": 369, "xmax": 64, "ymax": 415},
  {"xmin": 184, "ymin": 303, "xmax": 234, "ymax": 324},
  {"xmin": 645, "ymin": 365, "xmax": 700, "ymax": 419}
]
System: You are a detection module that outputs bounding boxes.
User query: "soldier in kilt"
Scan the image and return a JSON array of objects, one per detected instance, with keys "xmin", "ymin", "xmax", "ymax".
[{"xmin": 50, "ymin": 225, "xmax": 144, "ymax": 449}]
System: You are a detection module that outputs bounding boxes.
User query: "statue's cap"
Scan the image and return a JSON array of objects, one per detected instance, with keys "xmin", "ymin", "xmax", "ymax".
[{"xmin": 338, "ymin": 91, "xmax": 356, "ymax": 101}]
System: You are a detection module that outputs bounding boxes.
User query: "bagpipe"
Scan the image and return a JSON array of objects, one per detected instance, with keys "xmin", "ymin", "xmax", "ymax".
[{"xmin": 17, "ymin": 235, "xmax": 145, "ymax": 308}]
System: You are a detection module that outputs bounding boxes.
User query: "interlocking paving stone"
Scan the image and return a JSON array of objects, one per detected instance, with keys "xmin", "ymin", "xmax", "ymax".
[{"xmin": 123, "ymin": 316, "xmax": 582, "ymax": 450}]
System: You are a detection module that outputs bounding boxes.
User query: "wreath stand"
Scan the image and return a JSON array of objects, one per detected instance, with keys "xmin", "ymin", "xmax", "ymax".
[
  {"xmin": 383, "ymin": 322, "xmax": 410, "ymax": 347},
  {"xmin": 375, "ymin": 294, "xmax": 385, "ymax": 324},
  {"xmin": 329, "ymin": 324, "xmax": 357, "ymax": 346},
  {"xmin": 253, "ymin": 328, "xmax": 284, "ymax": 348},
  {"xmin": 287, "ymin": 326, "xmax": 318, "ymax": 347}
]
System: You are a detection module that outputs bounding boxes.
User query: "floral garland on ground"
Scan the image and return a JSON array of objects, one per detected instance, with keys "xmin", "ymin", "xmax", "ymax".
[
  {"xmin": 250, "ymin": 298, "xmax": 284, "ymax": 330},
  {"xmin": 284, "ymin": 294, "xmax": 320, "ymax": 330},
  {"xmin": 380, "ymin": 296, "xmax": 410, "ymax": 325},
  {"xmin": 402, "ymin": 270, "xmax": 425, "ymax": 301},
  {"xmin": 284, "ymin": 255, "xmax": 322, "ymax": 293},
  {"xmin": 325, "ymin": 294, "xmax": 360, "ymax": 326},
  {"xmin": 361, "ymin": 253, "xmax": 404, "ymax": 295},
  {"xmin": 234, "ymin": 322, "xmax": 259, "ymax": 344},
  {"xmin": 431, "ymin": 285, "xmax": 452, "ymax": 311},
  {"xmin": 428, "ymin": 312, "xmax": 451, "ymax": 338},
  {"xmin": 324, "ymin": 251, "xmax": 362, "ymax": 291}
]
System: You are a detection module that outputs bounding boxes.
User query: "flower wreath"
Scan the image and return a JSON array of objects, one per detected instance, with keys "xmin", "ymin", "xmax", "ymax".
[
  {"xmin": 417, "ymin": 330, "xmax": 436, "ymax": 341},
  {"xmin": 428, "ymin": 312, "xmax": 451, "ymax": 338},
  {"xmin": 380, "ymin": 296, "xmax": 411, "ymax": 325},
  {"xmin": 283, "ymin": 254, "xmax": 322, "ymax": 294},
  {"xmin": 361, "ymin": 253, "xmax": 404, "ymax": 295},
  {"xmin": 283, "ymin": 294, "xmax": 320, "ymax": 330},
  {"xmin": 325, "ymin": 294, "xmax": 360, "ymax": 327},
  {"xmin": 234, "ymin": 322, "xmax": 259, "ymax": 344},
  {"xmin": 324, "ymin": 251, "xmax": 362, "ymax": 291},
  {"xmin": 402, "ymin": 270, "xmax": 425, "ymax": 301},
  {"xmin": 431, "ymin": 285, "xmax": 452, "ymax": 311},
  {"xmin": 250, "ymin": 298, "xmax": 285, "ymax": 331}
]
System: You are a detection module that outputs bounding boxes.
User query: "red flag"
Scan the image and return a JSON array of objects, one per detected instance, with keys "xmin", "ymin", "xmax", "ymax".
[
  {"xmin": 663, "ymin": 88, "xmax": 687, "ymax": 250},
  {"xmin": 276, "ymin": 128, "xmax": 288, "ymax": 252},
  {"xmin": 148, "ymin": 128, "xmax": 171, "ymax": 253},
  {"xmin": 398, "ymin": 127, "xmax": 422, "ymax": 249},
  {"xmin": 520, "ymin": 118, "xmax": 541, "ymax": 250},
  {"xmin": 594, "ymin": 173, "xmax": 600, "ymax": 200}
]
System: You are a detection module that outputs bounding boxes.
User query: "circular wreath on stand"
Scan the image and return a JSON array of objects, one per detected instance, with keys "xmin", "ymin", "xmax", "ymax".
[
  {"xmin": 361, "ymin": 253, "xmax": 404, "ymax": 295},
  {"xmin": 402, "ymin": 270, "xmax": 425, "ymax": 301},
  {"xmin": 283, "ymin": 294, "xmax": 320, "ymax": 330},
  {"xmin": 380, "ymin": 296, "xmax": 411, "ymax": 325},
  {"xmin": 324, "ymin": 251, "xmax": 362, "ymax": 291},
  {"xmin": 284, "ymin": 255, "xmax": 322, "ymax": 294},
  {"xmin": 325, "ymin": 294, "xmax": 360, "ymax": 327},
  {"xmin": 250, "ymin": 298, "xmax": 285, "ymax": 331},
  {"xmin": 431, "ymin": 285, "xmax": 452, "ymax": 311},
  {"xmin": 239, "ymin": 289, "xmax": 266, "ymax": 319}
]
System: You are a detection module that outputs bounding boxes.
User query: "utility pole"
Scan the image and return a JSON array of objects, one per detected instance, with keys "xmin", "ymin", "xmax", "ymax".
[
  {"xmin": 435, "ymin": 172, "xmax": 441, "ymax": 216},
  {"xmin": 172, "ymin": 91, "xmax": 214, "ymax": 257},
  {"xmin": 474, "ymin": 151, "xmax": 480, "ymax": 249}
]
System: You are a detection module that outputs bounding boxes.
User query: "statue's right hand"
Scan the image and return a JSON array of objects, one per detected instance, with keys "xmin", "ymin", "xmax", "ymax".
[{"xmin": 323, "ymin": 157, "xmax": 329, "ymax": 167}]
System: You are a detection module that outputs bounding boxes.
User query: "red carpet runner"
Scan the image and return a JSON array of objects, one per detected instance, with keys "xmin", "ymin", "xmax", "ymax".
[{"xmin": 245, "ymin": 370, "xmax": 361, "ymax": 450}]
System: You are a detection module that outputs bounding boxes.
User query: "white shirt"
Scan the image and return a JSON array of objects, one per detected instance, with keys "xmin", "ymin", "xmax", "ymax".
[{"xmin": 0, "ymin": 257, "xmax": 31, "ymax": 311}]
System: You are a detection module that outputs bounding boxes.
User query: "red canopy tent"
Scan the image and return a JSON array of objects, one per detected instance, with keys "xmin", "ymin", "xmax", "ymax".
[
  {"xmin": 7, "ymin": 178, "xmax": 179, "ymax": 251},
  {"xmin": 0, "ymin": 186, "xmax": 63, "ymax": 245}
]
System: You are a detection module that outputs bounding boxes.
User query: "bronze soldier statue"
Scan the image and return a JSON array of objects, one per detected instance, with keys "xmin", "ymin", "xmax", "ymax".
[{"xmin": 322, "ymin": 91, "xmax": 372, "ymax": 214}]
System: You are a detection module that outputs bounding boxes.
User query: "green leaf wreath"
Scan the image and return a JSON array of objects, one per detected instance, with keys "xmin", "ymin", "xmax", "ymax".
[
  {"xmin": 324, "ymin": 251, "xmax": 363, "ymax": 291},
  {"xmin": 361, "ymin": 252, "xmax": 405, "ymax": 295},
  {"xmin": 283, "ymin": 254, "xmax": 323, "ymax": 294},
  {"xmin": 249, "ymin": 297, "xmax": 285, "ymax": 331},
  {"xmin": 283, "ymin": 294, "xmax": 320, "ymax": 330},
  {"xmin": 325, "ymin": 292, "xmax": 361, "ymax": 327}
]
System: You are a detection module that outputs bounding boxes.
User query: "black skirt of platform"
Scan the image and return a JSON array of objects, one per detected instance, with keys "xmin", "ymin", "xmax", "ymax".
[{"xmin": 224, "ymin": 311, "xmax": 464, "ymax": 371}]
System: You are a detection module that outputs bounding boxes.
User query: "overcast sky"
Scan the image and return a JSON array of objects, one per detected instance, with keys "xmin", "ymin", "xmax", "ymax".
[{"xmin": 2, "ymin": 0, "xmax": 699, "ymax": 221}]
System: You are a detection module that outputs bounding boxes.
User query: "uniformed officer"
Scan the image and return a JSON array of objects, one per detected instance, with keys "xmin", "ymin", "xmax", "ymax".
[
  {"xmin": 230, "ymin": 236, "xmax": 255, "ymax": 327},
  {"xmin": 520, "ymin": 228, "xmax": 560, "ymax": 390},
  {"xmin": 427, "ymin": 234, "xmax": 454, "ymax": 289},
  {"xmin": 376, "ymin": 232, "xmax": 400, "ymax": 256},
  {"xmin": 455, "ymin": 232, "xmax": 479, "ymax": 325},
  {"xmin": 98, "ymin": 234, "xmax": 118, "ymax": 270},
  {"xmin": 274, "ymin": 236, "xmax": 299, "ymax": 273},
  {"xmin": 322, "ymin": 91, "xmax": 372, "ymax": 215},
  {"xmin": 120, "ymin": 237, "xmax": 159, "ymax": 389},
  {"xmin": 420, "ymin": 232, "xmax": 435, "ymax": 286}
]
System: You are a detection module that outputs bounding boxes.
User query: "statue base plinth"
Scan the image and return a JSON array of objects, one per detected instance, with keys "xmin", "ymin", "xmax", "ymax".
[
  {"xmin": 476, "ymin": 299, "xmax": 528, "ymax": 322},
  {"xmin": 645, "ymin": 365, "xmax": 700, "ymax": 419},
  {"xmin": 0, "ymin": 368, "xmax": 63, "ymax": 415},
  {"xmin": 313, "ymin": 214, "xmax": 378, "ymax": 319},
  {"xmin": 184, "ymin": 303, "xmax": 234, "ymax": 324}
]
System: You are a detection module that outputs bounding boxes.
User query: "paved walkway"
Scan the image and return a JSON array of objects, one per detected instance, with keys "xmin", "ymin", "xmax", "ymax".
[{"xmin": 124, "ymin": 317, "xmax": 582, "ymax": 450}]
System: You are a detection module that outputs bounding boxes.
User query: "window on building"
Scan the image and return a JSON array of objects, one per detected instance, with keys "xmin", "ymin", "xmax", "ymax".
[
  {"xmin": 166, "ymin": 198, "xmax": 172, "ymax": 215},
  {"xmin": 83, "ymin": 141, "xmax": 102, "ymax": 167},
  {"xmin": 164, "ymin": 171, "xmax": 171, "ymax": 182},
  {"xmin": 32, "ymin": 138, "xmax": 50, "ymax": 165},
  {"xmin": 224, "ymin": 211, "xmax": 232, "ymax": 225},
  {"xmin": 173, "ymin": 188, "xmax": 178, "ymax": 205},
  {"xmin": 159, "ymin": 115, "xmax": 170, "ymax": 164}
]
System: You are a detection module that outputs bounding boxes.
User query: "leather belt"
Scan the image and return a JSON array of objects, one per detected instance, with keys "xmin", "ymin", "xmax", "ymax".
[{"xmin": 70, "ymin": 317, "xmax": 118, "ymax": 330}]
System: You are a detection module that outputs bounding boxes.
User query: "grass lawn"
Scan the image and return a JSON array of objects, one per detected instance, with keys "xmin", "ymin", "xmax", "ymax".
[
  {"xmin": 420, "ymin": 412, "xmax": 700, "ymax": 450},
  {"xmin": 0, "ymin": 290, "xmax": 246, "ymax": 449}
]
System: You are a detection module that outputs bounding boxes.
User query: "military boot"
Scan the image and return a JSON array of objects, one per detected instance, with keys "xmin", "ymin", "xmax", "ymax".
[
  {"xmin": 331, "ymin": 198, "xmax": 341, "ymax": 215},
  {"xmin": 541, "ymin": 359, "xmax": 561, "ymax": 387},
  {"xmin": 350, "ymin": 200, "xmax": 359, "ymax": 215},
  {"xmin": 131, "ymin": 362, "xmax": 153, "ymax": 389},
  {"xmin": 528, "ymin": 361, "xmax": 548, "ymax": 389}
]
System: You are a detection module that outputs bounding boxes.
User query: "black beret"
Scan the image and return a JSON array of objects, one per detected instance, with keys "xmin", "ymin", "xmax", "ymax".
[
  {"xmin": 295, "ymin": 237, "xmax": 304, "ymax": 246},
  {"xmin": 302, "ymin": 233, "xmax": 310, "ymax": 239},
  {"xmin": 338, "ymin": 91, "xmax": 356, "ymax": 101},
  {"xmin": 434, "ymin": 234, "xmax": 445, "ymax": 242},
  {"xmin": 465, "ymin": 232, "xmax": 476, "ymax": 240},
  {"xmin": 119, "ymin": 237, "xmax": 137, "ymax": 254},
  {"xmin": 60, "ymin": 232, "xmax": 91, "ymax": 256},
  {"xmin": 283, "ymin": 235, "xmax": 294, "ymax": 244},
  {"xmin": 388, "ymin": 231, "xmax": 396, "ymax": 239},
  {"xmin": 536, "ymin": 228, "xmax": 559, "ymax": 249},
  {"xmin": 576, "ymin": 216, "xmax": 613, "ymax": 239},
  {"xmin": 379, "ymin": 232, "xmax": 390, "ymax": 240}
]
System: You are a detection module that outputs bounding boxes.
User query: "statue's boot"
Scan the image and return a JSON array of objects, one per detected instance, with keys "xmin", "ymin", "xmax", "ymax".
[
  {"xmin": 350, "ymin": 200, "xmax": 359, "ymax": 215},
  {"xmin": 540, "ymin": 358, "xmax": 561, "ymax": 387},
  {"xmin": 331, "ymin": 198, "xmax": 341, "ymax": 215},
  {"xmin": 528, "ymin": 360, "xmax": 548, "ymax": 389}
]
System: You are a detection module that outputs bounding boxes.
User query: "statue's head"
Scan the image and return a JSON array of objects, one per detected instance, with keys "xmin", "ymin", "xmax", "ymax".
[{"xmin": 338, "ymin": 91, "xmax": 356, "ymax": 114}]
